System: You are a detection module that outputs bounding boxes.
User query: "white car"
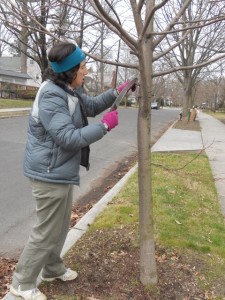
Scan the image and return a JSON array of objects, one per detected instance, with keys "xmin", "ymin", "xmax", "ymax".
[{"xmin": 151, "ymin": 101, "xmax": 160, "ymax": 109}]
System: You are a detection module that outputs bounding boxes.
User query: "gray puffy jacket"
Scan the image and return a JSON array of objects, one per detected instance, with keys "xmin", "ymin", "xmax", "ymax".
[{"xmin": 23, "ymin": 80, "xmax": 116, "ymax": 185}]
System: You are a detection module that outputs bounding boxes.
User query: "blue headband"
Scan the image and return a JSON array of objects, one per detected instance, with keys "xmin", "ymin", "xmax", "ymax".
[{"xmin": 50, "ymin": 46, "xmax": 86, "ymax": 73}]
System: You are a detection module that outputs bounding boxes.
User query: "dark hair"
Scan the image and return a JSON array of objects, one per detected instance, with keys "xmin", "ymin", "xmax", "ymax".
[{"xmin": 43, "ymin": 42, "xmax": 80, "ymax": 88}]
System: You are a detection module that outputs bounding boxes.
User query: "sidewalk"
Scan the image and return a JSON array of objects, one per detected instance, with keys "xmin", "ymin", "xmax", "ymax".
[
  {"xmin": 0, "ymin": 108, "xmax": 31, "ymax": 112},
  {"xmin": 4, "ymin": 111, "xmax": 225, "ymax": 299},
  {"xmin": 198, "ymin": 111, "xmax": 225, "ymax": 215},
  {"xmin": 152, "ymin": 111, "xmax": 225, "ymax": 215}
]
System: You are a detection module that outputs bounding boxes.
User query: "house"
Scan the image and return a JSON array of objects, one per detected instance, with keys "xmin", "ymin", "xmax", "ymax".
[
  {"xmin": 0, "ymin": 56, "xmax": 118, "ymax": 98},
  {"xmin": 0, "ymin": 56, "xmax": 41, "ymax": 98}
]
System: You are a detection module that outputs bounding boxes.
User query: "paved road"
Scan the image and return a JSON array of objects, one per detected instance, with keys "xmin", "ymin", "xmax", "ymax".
[{"xmin": 0, "ymin": 107, "xmax": 178, "ymax": 257}]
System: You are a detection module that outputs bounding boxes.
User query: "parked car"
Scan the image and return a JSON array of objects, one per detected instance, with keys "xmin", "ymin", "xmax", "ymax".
[
  {"xmin": 128, "ymin": 97, "xmax": 137, "ymax": 104},
  {"xmin": 151, "ymin": 101, "xmax": 160, "ymax": 109}
]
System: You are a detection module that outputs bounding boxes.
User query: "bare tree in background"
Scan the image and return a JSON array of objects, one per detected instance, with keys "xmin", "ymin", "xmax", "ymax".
[
  {"xmin": 0, "ymin": 0, "xmax": 52, "ymax": 75},
  {"xmin": 0, "ymin": 0, "xmax": 108, "ymax": 78},
  {"xmin": 0, "ymin": 21, "xmax": 12, "ymax": 56},
  {"xmin": 155, "ymin": 0, "xmax": 225, "ymax": 117},
  {"xmin": 200, "ymin": 62, "xmax": 225, "ymax": 110}
]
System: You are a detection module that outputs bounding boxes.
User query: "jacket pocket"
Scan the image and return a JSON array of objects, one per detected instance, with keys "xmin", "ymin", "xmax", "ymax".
[{"xmin": 47, "ymin": 145, "xmax": 58, "ymax": 173}]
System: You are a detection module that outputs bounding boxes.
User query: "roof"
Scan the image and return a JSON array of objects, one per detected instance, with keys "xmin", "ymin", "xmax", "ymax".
[{"xmin": 0, "ymin": 68, "xmax": 31, "ymax": 79}]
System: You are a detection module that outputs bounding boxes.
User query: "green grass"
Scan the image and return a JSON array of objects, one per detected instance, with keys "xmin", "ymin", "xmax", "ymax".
[
  {"xmin": 93, "ymin": 152, "xmax": 225, "ymax": 256},
  {"xmin": 89, "ymin": 152, "xmax": 225, "ymax": 284},
  {"xmin": 90, "ymin": 173, "xmax": 139, "ymax": 229},
  {"xmin": 206, "ymin": 111, "xmax": 225, "ymax": 124},
  {"xmin": 152, "ymin": 153, "xmax": 224, "ymax": 254},
  {"xmin": 0, "ymin": 98, "xmax": 33, "ymax": 108}
]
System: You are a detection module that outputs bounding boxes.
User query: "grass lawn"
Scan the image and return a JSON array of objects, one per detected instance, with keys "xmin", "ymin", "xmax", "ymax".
[
  {"xmin": 0, "ymin": 98, "xmax": 33, "ymax": 108},
  {"xmin": 206, "ymin": 111, "xmax": 225, "ymax": 124},
  {"xmin": 0, "ymin": 99, "xmax": 32, "ymax": 118},
  {"xmin": 40, "ymin": 152, "xmax": 225, "ymax": 299}
]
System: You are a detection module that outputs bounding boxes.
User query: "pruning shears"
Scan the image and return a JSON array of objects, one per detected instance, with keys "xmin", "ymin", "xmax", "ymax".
[{"xmin": 110, "ymin": 78, "xmax": 138, "ymax": 111}]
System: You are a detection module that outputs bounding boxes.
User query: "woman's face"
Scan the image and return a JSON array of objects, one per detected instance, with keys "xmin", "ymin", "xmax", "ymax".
[{"xmin": 71, "ymin": 60, "xmax": 88, "ymax": 88}]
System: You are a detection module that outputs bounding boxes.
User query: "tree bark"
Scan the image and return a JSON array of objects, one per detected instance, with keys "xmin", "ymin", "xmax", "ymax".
[{"xmin": 138, "ymin": 0, "xmax": 157, "ymax": 285}]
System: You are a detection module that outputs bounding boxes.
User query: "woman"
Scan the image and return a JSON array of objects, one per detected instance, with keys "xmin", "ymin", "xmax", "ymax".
[{"xmin": 10, "ymin": 42, "xmax": 135, "ymax": 300}]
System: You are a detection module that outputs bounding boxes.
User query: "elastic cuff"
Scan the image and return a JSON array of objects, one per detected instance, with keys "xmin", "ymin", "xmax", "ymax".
[
  {"xmin": 113, "ymin": 89, "xmax": 119, "ymax": 97},
  {"xmin": 103, "ymin": 123, "xmax": 109, "ymax": 131},
  {"xmin": 100, "ymin": 122, "xmax": 108, "ymax": 134}
]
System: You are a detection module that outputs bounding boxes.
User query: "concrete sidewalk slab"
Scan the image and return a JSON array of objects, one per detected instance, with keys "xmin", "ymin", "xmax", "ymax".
[
  {"xmin": 151, "ymin": 128, "xmax": 203, "ymax": 152},
  {"xmin": 198, "ymin": 112, "xmax": 225, "ymax": 215}
]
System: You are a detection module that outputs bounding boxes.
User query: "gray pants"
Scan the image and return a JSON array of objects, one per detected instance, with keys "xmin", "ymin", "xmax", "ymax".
[{"xmin": 12, "ymin": 179, "xmax": 74, "ymax": 290}]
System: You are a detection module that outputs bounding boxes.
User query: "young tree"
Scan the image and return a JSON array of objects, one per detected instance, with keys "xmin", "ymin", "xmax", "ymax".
[{"xmin": 76, "ymin": 0, "xmax": 225, "ymax": 285}]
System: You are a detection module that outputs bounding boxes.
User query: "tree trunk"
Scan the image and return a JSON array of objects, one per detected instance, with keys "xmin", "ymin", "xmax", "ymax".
[
  {"xmin": 182, "ymin": 75, "xmax": 193, "ymax": 120},
  {"xmin": 39, "ymin": 0, "xmax": 48, "ymax": 80},
  {"xmin": 138, "ymin": 0, "xmax": 157, "ymax": 285},
  {"xmin": 20, "ymin": 34, "xmax": 27, "ymax": 73},
  {"xmin": 138, "ymin": 92, "xmax": 158, "ymax": 284}
]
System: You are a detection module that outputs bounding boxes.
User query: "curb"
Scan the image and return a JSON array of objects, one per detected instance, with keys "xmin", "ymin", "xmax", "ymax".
[
  {"xmin": 0, "ymin": 108, "xmax": 31, "ymax": 112},
  {"xmin": 0, "ymin": 108, "xmax": 30, "ymax": 119},
  {"xmin": 61, "ymin": 162, "xmax": 138, "ymax": 257}
]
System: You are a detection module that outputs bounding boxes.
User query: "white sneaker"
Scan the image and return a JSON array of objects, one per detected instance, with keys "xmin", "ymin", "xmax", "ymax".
[
  {"xmin": 10, "ymin": 285, "xmax": 47, "ymax": 300},
  {"xmin": 41, "ymin": 268, "xmax": 78, "ymax": 282}
]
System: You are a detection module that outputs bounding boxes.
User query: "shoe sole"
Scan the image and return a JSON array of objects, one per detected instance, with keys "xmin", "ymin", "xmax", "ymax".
[
  {"xmin": 40, "ymin": 276, "xmax": 55, "ymax": 282},
  {"xmin": 10, "ymin": 286, "xmax": 21, "ymax": 297},
  {"xmin": 10, "ymin": 285, "xmax": 47, "ymax": 300},
  {"xmin": 41, "ymin": 272, "xmax": 78, "ymax": 282}
]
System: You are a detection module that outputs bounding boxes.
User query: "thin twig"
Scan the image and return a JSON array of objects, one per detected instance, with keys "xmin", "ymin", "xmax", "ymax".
[{"xmin": 151, "ymin": 139, "xmax": 215, "ymax": 171}]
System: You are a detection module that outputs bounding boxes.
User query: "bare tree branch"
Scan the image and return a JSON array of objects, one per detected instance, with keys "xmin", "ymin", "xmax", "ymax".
[
  {"xmin": 153, "ymin": 53, "xmax": 225, "ymax": 78},
  {"xmin": 153, "ymin": 29, "xmax": 190, "ymax": 61},
  {"xmin": 86, "ymin": 50, "xmax": 139, "ymax": 70},
  {"xmin": 153, "ymin": 0, "xmax": 192, "ymax": 48},
  {"xmin": 152, "ymin": 14, "xmax": 225, "ymax": 36},
  {"xmin": 130, "ymin": 0, "xmax": 143, "ymax": 36},
  {"xmin": 137, "ymin": 0, "xmax": 145, "ymax": 13},
  {"xmin": 140, "ymin": 0, "xmax": 170, "ymax": 39},
  {"xmin": 89, "ymin": 0, "xmax": 138, "ymax": 52}
]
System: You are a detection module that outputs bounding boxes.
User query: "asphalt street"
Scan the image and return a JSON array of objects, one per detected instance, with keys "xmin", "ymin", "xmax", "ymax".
[{"xmin": 0, "ymin": 107, "xmax": 179, "ymax": 257}]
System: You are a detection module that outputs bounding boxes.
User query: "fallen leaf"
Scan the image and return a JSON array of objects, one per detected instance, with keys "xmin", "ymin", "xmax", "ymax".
[{"xmin": 175, "ymin": 219, "xmax": 182, "ymax": 225}]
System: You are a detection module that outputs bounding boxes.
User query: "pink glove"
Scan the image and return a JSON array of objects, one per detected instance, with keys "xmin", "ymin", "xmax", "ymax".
[
  {"xmin": 117, "ymin": 81, "xmax": 136, "ymax": 93},
  {"xmin": 101, "ymin": 110, "xmax": 118, "ymax": 131}
]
